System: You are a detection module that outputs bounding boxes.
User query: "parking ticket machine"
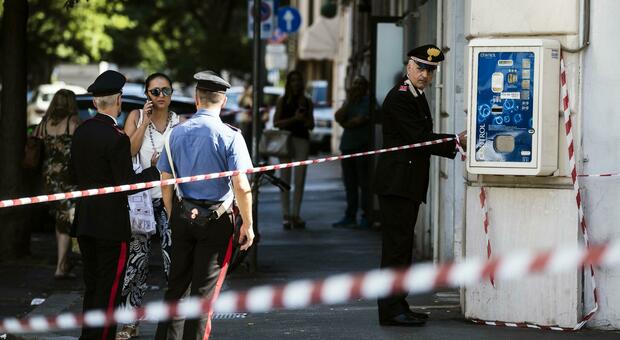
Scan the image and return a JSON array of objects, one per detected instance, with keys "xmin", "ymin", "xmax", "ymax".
[{"xmin": 467, "ymin": 39, "xmax": 560, "ymax": 176}]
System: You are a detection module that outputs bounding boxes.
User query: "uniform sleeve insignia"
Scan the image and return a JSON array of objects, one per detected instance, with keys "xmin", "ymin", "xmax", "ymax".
[{"xmin": 427, "ymin": 47, "xmax": 440, "ymax": 61}]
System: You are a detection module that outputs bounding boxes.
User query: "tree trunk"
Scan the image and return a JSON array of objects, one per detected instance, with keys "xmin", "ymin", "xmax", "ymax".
[{"xmin": 0, "ymin": 0, "xmax": 31, "ymax": 261}]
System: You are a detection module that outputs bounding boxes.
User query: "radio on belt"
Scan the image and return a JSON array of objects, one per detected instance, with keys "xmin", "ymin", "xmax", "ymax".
[{"xmin": 466, "ymin": 39, "xmax": 560, "ymax": 175}]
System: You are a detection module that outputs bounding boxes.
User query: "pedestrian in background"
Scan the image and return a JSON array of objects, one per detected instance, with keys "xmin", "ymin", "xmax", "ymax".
[
  {"xmin": 71, "ymin": 70, "xmax": 161, "ymax": 340},
  {"xmin": 116, "ymin": 73, "xmax": 180, "ymax": 340},
  {"xmin": 332, "ymin": 76, "xmax": 372, "ymax": 229},
  {"xmin": 39, "ymin": 89, "xmax": 80, "ymax": 279},
  {"xmin": 273, "ymin": 70, "xmax": 314, "ymax": 230},
  {"xmin": 374, "ymin": 45, "xmax": 467, "ymax": 327},
  {"xmin": 155, "ymin": 71, "xmax": 254, "ymax": 340}
]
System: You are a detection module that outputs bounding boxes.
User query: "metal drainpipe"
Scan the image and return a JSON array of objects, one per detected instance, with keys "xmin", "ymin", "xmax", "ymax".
[{"xmin": 432, "ymin": 0, "xmax": 444, "ymax": 264}]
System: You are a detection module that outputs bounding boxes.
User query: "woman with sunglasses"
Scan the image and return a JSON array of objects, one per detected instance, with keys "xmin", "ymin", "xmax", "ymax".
[{"xmin": 117, "ymin": 73, "xmax": 179, "ymax": 340}]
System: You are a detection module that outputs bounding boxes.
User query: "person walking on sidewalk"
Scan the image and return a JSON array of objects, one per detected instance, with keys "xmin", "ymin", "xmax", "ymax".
[
  {"xmin": 71, "ymin": 70, "xmax": 161, "ymax": 340},
  {"xmin": 37, "ymin": 89, "xmax": 81, "ymax": 279},
  {"xmin": 332, "ymin": 76, "xmax": 372, "ymax": 229},
  {"xmin": 116, "ymin": 73, "xmax": 180, "ymax": 340},
  {"xmin": 374, "ymin": 45, "xmax": 467, "ymax": 327},
  {"xmin": 155, "ymin": 71, "xmax": 254, "ymax": 340},
  {"xmin": 273, "ymin": 70, "xmax": 314, "ymax": 229}
]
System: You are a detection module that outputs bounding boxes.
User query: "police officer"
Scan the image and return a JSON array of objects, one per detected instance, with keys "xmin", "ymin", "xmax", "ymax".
[
  {"xmin": 375, "ymin": 45, "xmax": 467, "ymax": 326},
  {"xmin": 71, "ymin": 70, "xmax": 161, "ymax": 340},
  {"xmin": 155, "ymin": 70, "xmax": 254, "ymax": 340}
]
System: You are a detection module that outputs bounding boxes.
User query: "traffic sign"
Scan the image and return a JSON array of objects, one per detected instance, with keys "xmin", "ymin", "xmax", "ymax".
[
  {"xmin": 248, "ymin": 0, "xmax": 274, "ymax": 39},
  {"xmin": 277, "ymin": 6, "xmax": 302, "ymax": 34}
]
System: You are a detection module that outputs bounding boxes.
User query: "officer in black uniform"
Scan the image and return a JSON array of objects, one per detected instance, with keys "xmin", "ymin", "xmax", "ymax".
[
  {"xmin": 375, "ymin": 45, "xmax": 467, "ymax": 327},
  {"xmin": 155, "ymin": 71, "xmax": 254, "ymax": 340},
  {"xmin": 71, "ymin": 70, "xmax": 161, "ymax": 340}
]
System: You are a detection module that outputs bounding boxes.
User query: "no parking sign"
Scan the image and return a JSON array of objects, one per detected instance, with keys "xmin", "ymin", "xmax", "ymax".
[{"xmin": 248, "ymin": 0, "xmax": 274, "ymax": 39}]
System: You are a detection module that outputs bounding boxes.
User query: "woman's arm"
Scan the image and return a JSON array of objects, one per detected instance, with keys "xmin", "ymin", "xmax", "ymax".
[
  {"xmin": 124, "ymin": 109, "xmax": 149, "ymax": 157},
  {"xmin": 303, "ymin": 98, "xmax": 315, "ymax": 130}
]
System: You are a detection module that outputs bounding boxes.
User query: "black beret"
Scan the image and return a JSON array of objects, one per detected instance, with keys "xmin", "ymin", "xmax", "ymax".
[
  {"xmin": 194, "ymin": 70, "xmax": 231, "ymax": 93},
  {"xmin": 87, "ymin": 70, "xmax": 126, "ymax": 97},
  {"xmin": 407, "ymin": 44, "xmax": 445, "ymax": 69}
]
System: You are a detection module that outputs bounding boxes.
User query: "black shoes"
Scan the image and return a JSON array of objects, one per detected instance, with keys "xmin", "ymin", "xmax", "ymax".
[
  {"xmin": 407, "ymin": 310, "xmax": 429, "ymax": 320},
  {"xmin": 379, "ymin": 313, "xmax": 427, "ymax": 327}
]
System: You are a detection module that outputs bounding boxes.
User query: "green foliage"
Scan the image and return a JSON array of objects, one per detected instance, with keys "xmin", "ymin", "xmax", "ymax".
[
  {"xmin": 7, "ymin": 0, "xmax": 253, "ymax": 86},
  {"xmin": 105, "ymin": 0, "xmax": 253, "ymax": 84},
  {"xmin": 25, "ymin": 0, "xmax": 135, "ymax": 85}
]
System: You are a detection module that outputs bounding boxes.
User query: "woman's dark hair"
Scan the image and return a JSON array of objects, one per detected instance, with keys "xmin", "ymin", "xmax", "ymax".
[
  {"xmin": 46, "ymin": 89, "xmax": 78, "ymax": 124},
  {"xmin": 144, "ymin": 72, "xmax": 172, "ymax": 93},
  {"xmin": 283, "ymin": 70, "xmax": 304, "ymax": 103}
]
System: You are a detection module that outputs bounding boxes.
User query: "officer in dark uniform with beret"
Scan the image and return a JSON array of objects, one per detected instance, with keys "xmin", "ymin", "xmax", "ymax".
[
  {"xmin": 155, "ymin": 70, "xmax": 254, "ymax": 340},
  {"xmin": 375, "ymin": 45, "xmax": 467, "ymax": 326},
  {"xmin": 71, "ymin": 70, "xmax": 161, "ymax": 340}
]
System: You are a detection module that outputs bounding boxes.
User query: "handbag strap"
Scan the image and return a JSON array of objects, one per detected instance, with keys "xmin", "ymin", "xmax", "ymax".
[
  {"xmin": 132, "ymin": 110, "xmax": 145, "ymax": 169},
  {"xmin": 164, "ymin": 131, "xmax": 183, "ymax": 201}
]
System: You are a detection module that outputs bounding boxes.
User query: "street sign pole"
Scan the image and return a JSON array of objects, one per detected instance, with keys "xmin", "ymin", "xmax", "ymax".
[{"xmin": 249, "ymin": 0, "xmax": 262, "ymax": 273}]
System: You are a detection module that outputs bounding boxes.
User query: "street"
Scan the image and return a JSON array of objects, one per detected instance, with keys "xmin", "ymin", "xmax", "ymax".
[{"xmin": 3, "ymin": 159, "xmax": 619, "ymax": 339}]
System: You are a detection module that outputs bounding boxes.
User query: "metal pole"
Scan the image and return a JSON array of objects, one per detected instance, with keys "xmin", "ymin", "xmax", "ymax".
[{"xmin": 249, "ymin": 0, "xmax": 263, "ymax": 273}]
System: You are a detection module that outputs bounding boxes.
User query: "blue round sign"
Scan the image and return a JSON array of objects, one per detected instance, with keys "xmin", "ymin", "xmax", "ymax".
[{"xmin": 277, "ymin": 6, "xmax": 302, "ymax": 33}]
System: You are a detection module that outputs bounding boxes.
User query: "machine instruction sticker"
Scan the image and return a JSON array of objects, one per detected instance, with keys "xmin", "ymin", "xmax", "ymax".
[{"xmin": 475, "ymin": 51, "xmax": 535, "ymax": 163}]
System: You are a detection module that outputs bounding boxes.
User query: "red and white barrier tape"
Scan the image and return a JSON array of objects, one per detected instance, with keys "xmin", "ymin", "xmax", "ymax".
[
  {"xmin": 455, "ymin": 134, "xmax": 467, "ymax": 161},
  {"xmin": 2, "ymin": 239, "xmax": 619, "ymax": 334},
  {"xmin": 478, "ymin": 187, "xmax": 495, "ymax": 287},
  {"xmin": 578, "ymin": 172, "xmax": 620, "ymax": 178},
  {"xmin": 0, "ymin": 137, "xmax": 456, "ymax": 209},
  {"xmin": 561, "ymin": 55, "xmax": 599, "ymax": 329}
]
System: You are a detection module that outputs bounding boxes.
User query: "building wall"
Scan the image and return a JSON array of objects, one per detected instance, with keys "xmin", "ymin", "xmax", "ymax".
[
  {"xmin": 580, "ymin": 0, "xmax": 620, "ymax": 329},
  {"xmin": 461, "ymin": 0, "xmax": 587, "ymax": 327}
]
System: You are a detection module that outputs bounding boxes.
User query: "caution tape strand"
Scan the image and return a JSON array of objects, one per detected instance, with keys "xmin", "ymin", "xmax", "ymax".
[{"xmin": 2, "ymin": 240, "xmax": 619, "ymax": 334}]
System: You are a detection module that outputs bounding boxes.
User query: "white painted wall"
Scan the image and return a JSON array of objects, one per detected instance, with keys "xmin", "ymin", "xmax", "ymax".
[
  {"xmin": 464, "ymin": 187, "xmax": 580, "ymax": 326},
  {"xmin": 439, "ymin": 0, "xmax": 467, "ymax": 263},
  {"xmin": 580, "ymin": 0, "xmax": 620, "ymax": 329}
]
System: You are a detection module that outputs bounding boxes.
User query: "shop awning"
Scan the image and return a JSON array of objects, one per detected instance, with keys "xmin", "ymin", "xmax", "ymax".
[{"xmin": 299, "ymin": 17, "xmax": 339, "ymax": 60}]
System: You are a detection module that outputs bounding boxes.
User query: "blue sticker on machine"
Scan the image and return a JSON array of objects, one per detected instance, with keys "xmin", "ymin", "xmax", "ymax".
[{"xmin": 475, "ymin": 51, "xmax": 535, "ymax": 163}]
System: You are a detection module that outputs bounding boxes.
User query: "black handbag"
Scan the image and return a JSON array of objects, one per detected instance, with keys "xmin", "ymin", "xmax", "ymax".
[
  {"xmin": 259, "ymin": 129, "xmax": 293, "ymax": 158},
  {"xmin": 178, "ymin": 198, "xmax": 229, "ymax": 225}
]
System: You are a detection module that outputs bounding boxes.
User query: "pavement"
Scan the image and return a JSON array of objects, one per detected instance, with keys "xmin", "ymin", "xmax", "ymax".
[{"xmin": 2, "ymin": 157, "xmax": 620, "ymax": 339}]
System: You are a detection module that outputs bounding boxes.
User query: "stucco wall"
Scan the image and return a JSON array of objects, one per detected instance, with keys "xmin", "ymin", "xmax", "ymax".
[
  {"xmin": 580, "ymin": 0, "xmax": 620, "ymax": 329},
  {"xmin": 464, "ymin": 187, "xmax": 580, "ymax": 326}
]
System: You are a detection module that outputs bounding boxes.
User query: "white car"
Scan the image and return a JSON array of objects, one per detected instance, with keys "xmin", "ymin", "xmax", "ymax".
[
  {"xmin": 308, "ymin": 80, "xmax": 333, "ymax": 152},
  {"xmin": 27, "ymin": 83, "xmax": 87, "ymax": 126}
]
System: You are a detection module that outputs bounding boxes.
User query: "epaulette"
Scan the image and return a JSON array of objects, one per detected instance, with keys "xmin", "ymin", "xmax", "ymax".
[
  {"xmin": 398, "ymin": 84, "xmax": 408, "ymax": 92},
  {"xmin": 224, "ymin": 123, "xmax": 240, "ymax": 132}
]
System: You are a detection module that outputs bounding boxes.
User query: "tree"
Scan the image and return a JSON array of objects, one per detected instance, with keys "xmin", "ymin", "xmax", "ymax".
[
  {"xmin": 0, "ymin": 0, "xmax": 30, "ymax": 261},
  {"xmin": 27, "ymin": 0, "xmax": 135, "ymax": 86}
]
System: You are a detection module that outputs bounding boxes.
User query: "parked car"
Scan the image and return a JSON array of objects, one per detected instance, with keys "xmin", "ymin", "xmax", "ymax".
[
  {"xmin": 75, "ymin": 94, "xmax": 196, "ymax": 128},
  {"xmin": 27, "ymin": 83, "xmax": 87, "ymax": 126}
]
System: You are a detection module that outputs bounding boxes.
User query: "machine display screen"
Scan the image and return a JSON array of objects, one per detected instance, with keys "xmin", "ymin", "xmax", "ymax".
[{"xmin": 475, "ymin": 51, "xmax": 535, "ymax": 163}]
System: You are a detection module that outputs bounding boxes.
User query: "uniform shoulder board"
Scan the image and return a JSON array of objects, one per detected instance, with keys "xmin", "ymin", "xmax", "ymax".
[
  {"xmin": 224, "ymin": 123, "xmax": 240, "ymax": 132},
  {"xmin": 398, "ymin": 85, "xmax": 408, "ymax": 92},
  {"xmin": 112, "ymin": 124, "xmax": 125, "ymax": 135}
]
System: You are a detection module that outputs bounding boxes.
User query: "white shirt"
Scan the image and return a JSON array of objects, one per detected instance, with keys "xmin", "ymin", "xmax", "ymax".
[{"xmin": 135, "ymin": 110, "xmax": 179, "ymax": 198}]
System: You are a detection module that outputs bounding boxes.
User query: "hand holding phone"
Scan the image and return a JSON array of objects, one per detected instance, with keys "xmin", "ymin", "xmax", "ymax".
[{"xmin": 143, "ymin": 100, "xmax": 154, "ymax": 116}]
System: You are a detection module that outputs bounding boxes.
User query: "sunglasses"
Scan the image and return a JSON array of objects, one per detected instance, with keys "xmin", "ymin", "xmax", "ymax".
[{"xmin": 148, "ymin": 87, "xmax": 173, "ymax": 97}]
